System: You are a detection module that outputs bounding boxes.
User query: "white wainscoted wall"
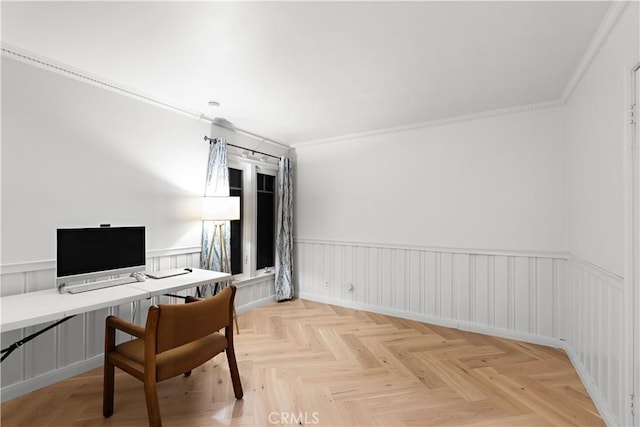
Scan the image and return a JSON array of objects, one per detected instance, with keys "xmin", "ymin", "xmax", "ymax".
[
  {"xmin": 0, "ymin": 248, "xmax": 275, "ymax": 402},
  {"xmin": 560, "ymin": 257, "xmax": 627, "ymax": 426},
  {"xmin": 561, "ymin": 2, "xmax": 639, "ymax": 426},
  {"xmin": 296, "ymin": 240, "xmax": 564, "ymax": 345}
]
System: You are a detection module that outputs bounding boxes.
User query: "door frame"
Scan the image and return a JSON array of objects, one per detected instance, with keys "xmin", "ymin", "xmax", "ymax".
[
  {"xmin": 634, "ymin": 63, "xmax": 640, "ymax": 427},
  {"xmin": 625, "ymin": 61, "xmax": 640, "ymax": 427}
]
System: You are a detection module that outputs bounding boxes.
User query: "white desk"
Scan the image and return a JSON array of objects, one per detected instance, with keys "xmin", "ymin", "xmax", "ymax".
[
  {"xmin": 0, "ymin": 269, "xmax": 231, "ymax": 333},
  {"xmin": 0, "ymin": 286, "xmax": 148, "ymax": 332},
  {"xmin": 129, "ymin": 268, "xmax": 230, "ymax": 297}
]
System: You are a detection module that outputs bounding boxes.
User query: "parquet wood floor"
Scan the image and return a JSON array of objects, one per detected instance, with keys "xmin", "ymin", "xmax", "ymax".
[{"xmin": 1, "ymin": 299, "xmax": 604, "ymax": 426}]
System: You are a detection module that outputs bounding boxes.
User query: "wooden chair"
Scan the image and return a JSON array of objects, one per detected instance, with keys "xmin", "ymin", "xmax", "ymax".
[{"xmin": 103, "ymin": 285, "xmax": 243, "ymax": 427}]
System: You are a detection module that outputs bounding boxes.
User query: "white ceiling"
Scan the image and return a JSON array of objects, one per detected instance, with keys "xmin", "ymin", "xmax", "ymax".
[{"xmin": 1, "ymin": 1, "xmax": 611, "ymax": 146}]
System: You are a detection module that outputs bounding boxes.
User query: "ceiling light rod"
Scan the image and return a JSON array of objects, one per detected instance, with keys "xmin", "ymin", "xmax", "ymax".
[{"xmin": 204, "ymin": 136, "xmax": 281, "ymax": 160}]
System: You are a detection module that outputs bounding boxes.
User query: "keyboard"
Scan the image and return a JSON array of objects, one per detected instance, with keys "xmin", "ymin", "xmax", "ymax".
[
  {"xmin": 67, "ymin": 277, "xmax": 139, "ymax": 294},
  {"xmin": 145, "ymin": 269, "xmax": 189, "ymax": 279}
]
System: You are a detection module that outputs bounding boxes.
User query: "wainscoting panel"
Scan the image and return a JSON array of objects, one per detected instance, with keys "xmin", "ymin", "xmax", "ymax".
[
  {"xmin": 0, "ymin": 248, "xmax": 275, "ymax": 402},
  {"xmin": 561, "ymin": 257, "xmax": 627, "ymax": 426},
  {"xmin": 295, "ymin": 239, "xmax": 564, "ymax": 342},
  {"xmin": 235, "ymin": 275, "xmax": 277, "ymax": 313}
]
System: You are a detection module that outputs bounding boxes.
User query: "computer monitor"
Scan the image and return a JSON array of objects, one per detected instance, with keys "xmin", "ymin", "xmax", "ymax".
[{"xmin": 56, "ymin": 226, "xmax": 146, "ymax": 289}]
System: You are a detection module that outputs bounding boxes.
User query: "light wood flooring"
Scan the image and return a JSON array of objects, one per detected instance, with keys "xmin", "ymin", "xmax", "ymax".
[{"xmin": 1, "ymin": 299, "xmax": 604, "ymax": 426}]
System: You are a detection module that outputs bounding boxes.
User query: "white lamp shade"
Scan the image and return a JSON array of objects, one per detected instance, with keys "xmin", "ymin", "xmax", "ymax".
[{"xmin": 201, "ymin": 196, "xmax": 240, "ymax": 221}]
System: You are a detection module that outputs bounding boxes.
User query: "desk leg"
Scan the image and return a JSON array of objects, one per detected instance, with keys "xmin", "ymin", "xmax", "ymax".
[
  {"xmin": 131, "ymin": 300, "xmax": 138, "ymax": 324},
  {"xmin": 1, "ymin": 316, "xmax": 76, "ymax": 363}
]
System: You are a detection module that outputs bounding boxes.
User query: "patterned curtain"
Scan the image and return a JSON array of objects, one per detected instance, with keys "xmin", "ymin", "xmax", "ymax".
[
  {"xmin": 201, "ymin": 139, "xmax": 230, "ymax": 295},
  {"xmin": 275, "ymin": 156, "xmax": 293, "ymax": 301}
]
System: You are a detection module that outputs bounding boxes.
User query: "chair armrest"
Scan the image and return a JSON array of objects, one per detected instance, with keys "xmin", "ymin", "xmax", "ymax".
[{"xmin": 106, "ymin": 316, "xmax": 145, "ymax": 339}]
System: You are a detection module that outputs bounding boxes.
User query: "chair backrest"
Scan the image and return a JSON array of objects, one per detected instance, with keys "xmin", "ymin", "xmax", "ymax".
[{"xmin": 151, "ymin": 285, "xmax": 234, "ymax": 354}]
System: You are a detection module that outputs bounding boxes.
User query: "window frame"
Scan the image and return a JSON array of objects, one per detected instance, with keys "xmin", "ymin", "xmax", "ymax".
[{"xmin": 227, "ymin": 156, "xmax": 278, "ymax": 281}]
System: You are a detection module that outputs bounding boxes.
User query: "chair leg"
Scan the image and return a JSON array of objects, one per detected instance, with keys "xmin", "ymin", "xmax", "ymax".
[
  {"xmin": 184, "ymin": 370, "xmax": 192, "ymax": 377},
  {"xmin": 233, "ymin": 304, "xmax": 240, "ymax": 335},
  {"xmin": 144, "ymin": 381, "xmax": 162, "ymax": 427},
  {"xmin": 103, "ymin": 360, "xmax": 115, "ymax": 418},
  {"xmin": 226, "ymin": 347, "xmax": 243, "ymax": 399}
]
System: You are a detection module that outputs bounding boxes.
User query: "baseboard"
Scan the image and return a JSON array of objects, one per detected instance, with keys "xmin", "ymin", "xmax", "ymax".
[
  {"xmin": 298, "ymin": 291, "xmax": 619, "ymax": 426},
  {"xmin": 0, "ymin": 354, "xmax": 103, "ymax": 403},
  {"xmin": 298, "ymin": 292, "xmax": 561, "ymax": 347},
  {"xmin": 560, "ymin": 342, "xmax": 620, "ymax": 427},
  {"xmin": 298, "ymin": 292, "xmax": 460, "ymax": 329},
  {"xmin": 236, "ymin": 295, "xmax": 275, "ymax": 315}
]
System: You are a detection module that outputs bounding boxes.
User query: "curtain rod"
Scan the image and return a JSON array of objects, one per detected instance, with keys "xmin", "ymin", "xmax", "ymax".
[
  {"xmin": 204, "ymin": 136, "xmax": 281, "ymax": 160},
  {"xmin": 211, "ymin": 119, "xmax": 289, "ymax": 149}
]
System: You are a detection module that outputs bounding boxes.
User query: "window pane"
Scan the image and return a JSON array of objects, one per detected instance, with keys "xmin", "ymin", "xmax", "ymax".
[
  {"xmin": 264, "ymin": 174, "xmax": 275, "ymax": 192},
  {"xmin": 229, "ymin": 168, "xmax": 243, "ymax": 275},
  {"xmin": 257, "ymin": 173, "xmax": 275, "ymax": 270},
  {"xmin": 229, "ymin": 168, "xmax": 242, "ymax": 189}
]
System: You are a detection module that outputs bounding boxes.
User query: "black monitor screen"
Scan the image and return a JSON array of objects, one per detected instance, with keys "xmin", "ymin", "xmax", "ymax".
[{"xmin": 56, "ymin": 227, "xmax": 146, "ymax": 278}]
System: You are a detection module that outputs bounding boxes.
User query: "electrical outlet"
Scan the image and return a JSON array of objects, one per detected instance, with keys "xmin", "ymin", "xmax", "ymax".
[{"xmin": 324, "ymin": 281, "xmax": 329, "ymax": 289}]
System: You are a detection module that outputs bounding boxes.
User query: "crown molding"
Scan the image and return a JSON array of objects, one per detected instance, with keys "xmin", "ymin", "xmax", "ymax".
[
  {"xmin": 1, "ymin": 42, "xmax": 210, "ymax": 123},
  {"xmin": 211, "ymin": 119, "xmax": 291, "ymax": 150},
  {"xmin": 3, "ymin": 0, "xmax": 628, "ymax": 151},
  {"xmin": 291, "ymin": 100, "xmax": 563, "ymax": 148},
  {"xmin": 2, "ymin": 42, "xmax": 293, "ymax": 149},
  {"xmin": 291, "ymin": 1, "xmax": 630, "ymax": 149},
  {"xmin": 560, "ymin": 0, "xmax": 629, "ymax": 104}
]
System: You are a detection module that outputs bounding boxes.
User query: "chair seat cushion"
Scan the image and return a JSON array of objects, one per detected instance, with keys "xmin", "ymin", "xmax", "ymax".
[{"xmin": 114, "ymin": 333, "xmax": 228, "ymax": 381}]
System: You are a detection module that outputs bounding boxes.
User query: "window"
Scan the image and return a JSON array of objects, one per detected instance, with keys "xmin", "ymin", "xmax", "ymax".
[
  {"xmin": 226, "ymin": 159, "xmax": 278, "ymax": 280},
  {"xmin": 256, "ymin": 173, "xmax": 275, "ymax": 270},
  {"xmin": 229, "ymin": 168, "xmax": 243, "ymax": 275}
]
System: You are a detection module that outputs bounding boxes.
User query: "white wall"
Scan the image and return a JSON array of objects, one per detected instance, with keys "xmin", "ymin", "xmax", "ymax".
[
  {"xmin": 565, "ymin": 2, "xmax": 638, "ymax": 277},
  {"xmin": 0, "ymin": 57, "xmax": 276, "ymax": 400},
  {"xmin": 1, "ymin": 57, "xmax": 210, "ymax": 266},
  {"xmin": 295, "ymin": 107, "xmax": 566, "ymax": 253},
  {"xmin": 563, "ymin": 2, "xmax": 639, "ymax": 426},
  {"xmin": 294, "ymin": 107, "xmax": 569, "ymax": 356}
]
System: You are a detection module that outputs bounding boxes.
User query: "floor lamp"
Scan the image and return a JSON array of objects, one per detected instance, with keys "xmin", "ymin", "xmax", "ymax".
[{"xmin": 202, "ymin": 196, "xmax": 240, "ymax": 333}]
